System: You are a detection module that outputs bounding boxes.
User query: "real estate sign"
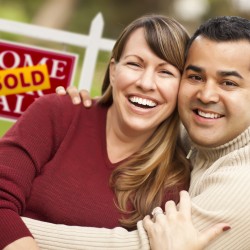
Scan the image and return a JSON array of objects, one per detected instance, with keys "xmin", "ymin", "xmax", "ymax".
[{"xmin": 0, "ymin": 40, "xmax": 77, "ymax": 135}]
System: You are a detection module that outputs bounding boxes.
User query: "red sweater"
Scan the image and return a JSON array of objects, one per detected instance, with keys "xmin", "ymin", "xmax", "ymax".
[
  {"xmin": 0, "ymin": 95, "xmax": 122, "ymax": 248},
  {"xmin": 0, "ymin": 94, "xmax": 182, "ymax": 248}
]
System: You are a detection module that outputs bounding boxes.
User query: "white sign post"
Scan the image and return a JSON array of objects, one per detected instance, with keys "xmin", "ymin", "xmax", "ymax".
[
  {"xmin": 0, "ymin": 12, "xmax": 116, "ymax": 136},
  {"xmin": 79, "ymin": 13, "xmax": 105, "ymax": 91},
  {"xmin": 0, "ymin": 12, "xmax": 115, "ymax": 91}
]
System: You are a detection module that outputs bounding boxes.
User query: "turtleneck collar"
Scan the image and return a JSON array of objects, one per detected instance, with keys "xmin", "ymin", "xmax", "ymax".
[{"xmin": 188, "ymin": 126, "xmax": 250, "ymax": 161}]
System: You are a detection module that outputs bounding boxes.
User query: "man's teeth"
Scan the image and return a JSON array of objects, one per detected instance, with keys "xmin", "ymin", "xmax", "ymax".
[
  {"xmin": 198, "ymin": 110, "xmax": 221, "ymax": 119},
  {"xmin": 129, "ymin": 96, "xmax": 157, "ymax": 107}
]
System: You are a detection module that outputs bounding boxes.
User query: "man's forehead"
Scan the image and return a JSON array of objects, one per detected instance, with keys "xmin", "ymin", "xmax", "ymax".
[{"xmin": 185, "ymin": 37, "xmax": 250, "ymax": 71}]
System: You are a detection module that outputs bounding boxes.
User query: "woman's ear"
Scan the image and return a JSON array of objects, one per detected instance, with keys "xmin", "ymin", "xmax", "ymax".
[{"xmin": 109, "ymin": 58, "xmax": 116, "ymax": 87}]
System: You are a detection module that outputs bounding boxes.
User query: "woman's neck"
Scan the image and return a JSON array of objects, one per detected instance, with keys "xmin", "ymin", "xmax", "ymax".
[{"xmin": 106, "ymin": 108, "xmax": 153, "ymax": 164}]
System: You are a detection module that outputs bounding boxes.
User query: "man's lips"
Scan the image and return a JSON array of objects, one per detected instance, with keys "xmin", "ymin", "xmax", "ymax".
[{"xmin": 193, "ymin": 109, "xmax": 224, "ymax": 119}]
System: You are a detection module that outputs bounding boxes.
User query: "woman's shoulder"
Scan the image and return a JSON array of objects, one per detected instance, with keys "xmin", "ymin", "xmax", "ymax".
[
  {"xmin": 31, "ymin": 94, "xmax": 108, "ymax": 126},
  {"xmin": 32, "ymin": 93, "xmax": 82, "ymax": 115}
]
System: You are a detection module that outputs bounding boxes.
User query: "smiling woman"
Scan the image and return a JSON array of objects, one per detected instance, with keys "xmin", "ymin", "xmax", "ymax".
[
  {"xmin": 95, "ymin": 15, "xmax": 191, "ymax": 228},
  {"xmin": 106, "ymin": 27, "xmax": 181, "ymax": 139},
  {"xmin": 0, "ymin": 14, "xmax": 191, "ymax": 249}
]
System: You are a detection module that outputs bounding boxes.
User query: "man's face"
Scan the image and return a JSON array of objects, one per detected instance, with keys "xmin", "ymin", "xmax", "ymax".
[{"xmin": 178, "ymin": 36, "xmax": 250, "ymax": 147}]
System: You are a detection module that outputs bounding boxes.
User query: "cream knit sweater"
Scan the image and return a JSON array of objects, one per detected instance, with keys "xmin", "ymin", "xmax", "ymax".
[{"xmin": 22, "ymin": 126, "xmax": 250, "ymax": 250}]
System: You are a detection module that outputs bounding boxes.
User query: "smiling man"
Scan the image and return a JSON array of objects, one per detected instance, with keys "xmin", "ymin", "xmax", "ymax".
[
  {"xmin": 176, "ymin": 16, "xmax": 250, "ymax": 249},
  {"xmin": 179, "ymin": 32, "xmax": 250, "ymax": 147}
]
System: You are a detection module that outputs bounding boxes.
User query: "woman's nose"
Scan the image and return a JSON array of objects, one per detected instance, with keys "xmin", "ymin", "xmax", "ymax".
[{"xmin": 135, "ymin": 69, "xmax": 156, "ymax": 91}]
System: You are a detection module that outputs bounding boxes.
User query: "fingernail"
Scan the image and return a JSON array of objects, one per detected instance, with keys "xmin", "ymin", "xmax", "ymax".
[
  {"xmin": 84, "ymin": 100, "xmax": 91, "ymax": 107},
  {"xmin": 223, "ymin": 226, "xmax": 231, "ymax": 231},
  {"xmin": 57, "ymin": 89, "xmax": 65, "ymax": 94},
  {"xmin": 73, "ymin": 97, "xmax": 80, "ymax": 104}
]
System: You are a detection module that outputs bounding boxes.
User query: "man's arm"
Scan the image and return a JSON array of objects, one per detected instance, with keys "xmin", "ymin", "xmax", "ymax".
[
  {"xmin": 22, "ymin": 191, "xmax": 228, "ymax": 250},
  {"xmin": 189, "ymin": 163, "xmax": 250, "ymax": 249},
  {"xmin": 22, "ymin": 217, "xmax": 150, "ymax": 250}
]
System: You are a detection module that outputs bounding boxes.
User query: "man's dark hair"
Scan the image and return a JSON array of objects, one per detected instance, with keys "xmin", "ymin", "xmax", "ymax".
[{"xmin": 185, "ymin": 16, "xmax": 250, "ymax": 57}]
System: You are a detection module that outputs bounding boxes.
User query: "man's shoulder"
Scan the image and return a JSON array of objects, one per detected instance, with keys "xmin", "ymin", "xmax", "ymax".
[{"xmin": 229, "ymin": 143, "xmax": 250, "ymax": 167}]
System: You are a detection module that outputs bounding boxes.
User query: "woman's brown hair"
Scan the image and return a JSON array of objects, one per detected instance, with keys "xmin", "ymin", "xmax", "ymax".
[{"xmin": 98, "ymin": 14, "xmax": 191, "ymax": 229}]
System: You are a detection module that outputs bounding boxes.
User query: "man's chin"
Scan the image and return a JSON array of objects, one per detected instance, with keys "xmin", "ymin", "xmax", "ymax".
[{"xmin": 189, "ymin": 134, "xmax": 221, "ymax": 148}]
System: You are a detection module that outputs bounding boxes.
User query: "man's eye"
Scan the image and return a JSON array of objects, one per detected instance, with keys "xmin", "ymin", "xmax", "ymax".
[
  {"xmin": 188, "ymin": 75, "xmax": 202, "ymax": 81},
  {"xmin": 222, "ymin": 80, "xmax": 237, "ymax": 87}
]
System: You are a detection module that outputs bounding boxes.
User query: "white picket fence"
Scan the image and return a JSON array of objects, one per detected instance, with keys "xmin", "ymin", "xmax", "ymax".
[{"xmin": 0, "ymin": 12, "xmax": 116, "ymax": 91}]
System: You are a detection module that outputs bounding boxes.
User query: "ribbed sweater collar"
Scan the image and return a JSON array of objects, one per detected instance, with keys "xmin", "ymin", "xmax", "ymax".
[{"xmin": 189, "ymin": 126, "xmax": 250, "ymax": 161}]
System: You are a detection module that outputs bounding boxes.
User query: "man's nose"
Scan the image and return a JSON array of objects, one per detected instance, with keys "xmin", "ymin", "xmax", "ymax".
[{"xmin": 197, "ymin": 82, "xmax": 220, "ymax": 103}]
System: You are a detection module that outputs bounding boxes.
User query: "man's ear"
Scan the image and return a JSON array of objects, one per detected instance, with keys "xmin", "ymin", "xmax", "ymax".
[{"xmin": 109, "ymin": 58, "xmax": 116, "ymax": 87}]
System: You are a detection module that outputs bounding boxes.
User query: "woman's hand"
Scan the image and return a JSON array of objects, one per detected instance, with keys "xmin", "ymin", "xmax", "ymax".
[
  {"xmin": 143, "ymin": 191, "xmax": 230, "ymax": 250},
  {"xmin": 3, "ymin": 237, "xmax": 40, "ymax": 250},
  {"xmin": 56, "ymin": 86, "xmax": 92, "ymax": 107}
]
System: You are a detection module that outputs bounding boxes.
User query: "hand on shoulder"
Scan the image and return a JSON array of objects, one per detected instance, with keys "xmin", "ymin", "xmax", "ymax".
[{"xmin": 56, "ymin": 86, "xmax": 93, "ymax": 107}]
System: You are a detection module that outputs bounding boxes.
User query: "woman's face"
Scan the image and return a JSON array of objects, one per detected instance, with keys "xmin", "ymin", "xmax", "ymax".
[{"xmin": 109, "ymin": 28, "xmax": 181, "ymax": 135}]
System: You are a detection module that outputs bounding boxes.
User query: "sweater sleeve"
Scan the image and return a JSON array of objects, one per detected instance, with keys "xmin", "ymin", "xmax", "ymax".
[
  {"xmin": 0, "ymin": 94, "xmax": 75, "ymax": 249},
  {"xmin": 190, "ymin": 162, "xmax": 250, "ymax": 249},
  {"xmin": 22, "ymin": 217, "xmax": 150, "ymax": 250}
]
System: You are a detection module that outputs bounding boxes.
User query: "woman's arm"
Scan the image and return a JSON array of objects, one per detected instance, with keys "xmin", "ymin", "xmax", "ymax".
[
  {"xmin": 3, "ymin": 237, "xmax": 39, "ymax": 250},
  {"xmin": 0, "ymin": 94, "xmax": 76, "ymax": 248}
]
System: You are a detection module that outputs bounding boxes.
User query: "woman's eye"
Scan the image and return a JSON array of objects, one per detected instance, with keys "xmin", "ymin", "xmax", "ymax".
[
  {"xmin": 160, "ymin": 70, "xmax": 173, "ymax": 76},
  {"xmin": 127, "ymin": 62, "xmax": 140, "ymax": 67}
]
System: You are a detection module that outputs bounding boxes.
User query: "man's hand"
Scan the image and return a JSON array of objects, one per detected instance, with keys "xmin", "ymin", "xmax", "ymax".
[{"xmin": 56, "ymin": 86, "xmax": 92, "ymax": 107}]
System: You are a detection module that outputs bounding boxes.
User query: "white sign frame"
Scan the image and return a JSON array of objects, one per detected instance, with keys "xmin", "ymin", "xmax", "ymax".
[{"xmin": 0, "ymin": 13, "xmax": 116, "ymax": 91}]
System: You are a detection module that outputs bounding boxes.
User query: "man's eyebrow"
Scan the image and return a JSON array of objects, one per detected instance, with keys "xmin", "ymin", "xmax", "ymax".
[
  {"xmin": 185, "ymin": 65, "xmax": 203, "ymax": 73},
  {"xmin": 185, "ymin": 65, "xmax": 244, "ymax": 79},
  {"xmin": 218, "ymin": 70, "xmax": 243, "ymax": 79}
]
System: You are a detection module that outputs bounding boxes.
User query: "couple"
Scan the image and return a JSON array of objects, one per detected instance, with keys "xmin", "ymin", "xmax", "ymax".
[{"xmin": 1, "ymin": 14, "xmax": 250, "ymax": 250}]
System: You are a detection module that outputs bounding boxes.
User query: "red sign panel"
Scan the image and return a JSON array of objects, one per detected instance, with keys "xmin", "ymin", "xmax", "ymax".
[{"xmin": 0, "ymin": 40, "xmax": 78, "ymax": 120}]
